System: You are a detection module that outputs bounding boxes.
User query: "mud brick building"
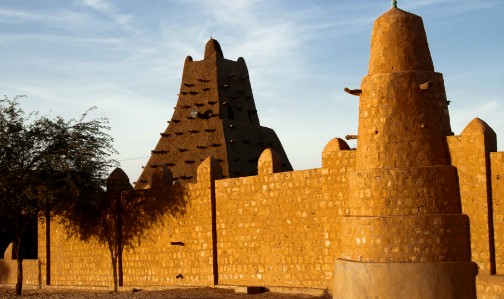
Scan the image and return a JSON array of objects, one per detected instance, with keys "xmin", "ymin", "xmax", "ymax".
[
  {"xmin": 135, "ymin": 38, "xmax": 292, "ymax": 188},
  {"xmin": 2, "ymin": 6, "xmax": 504, "ymax": 299}
]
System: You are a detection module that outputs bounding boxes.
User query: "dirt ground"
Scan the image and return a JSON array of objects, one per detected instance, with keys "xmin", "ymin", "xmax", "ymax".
[{"xmin": 0, "ymin": 286, "xmax": 329, "ymax": 298}]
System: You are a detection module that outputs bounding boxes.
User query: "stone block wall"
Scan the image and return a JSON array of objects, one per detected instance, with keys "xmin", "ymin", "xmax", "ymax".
[
  {"xmin": 447, "ymin": 118, "xmax": 497, "ymax": 274},
  {"xmin": 35, "ymin": 157, "xmax": 220, "ymax": 289},
  {"xmin": 38, "ymin": 221, "xmax": 112, "ymax": 288},
  {"xmin": 214, "ymin": 144, "xmax": 355, "ymax": 290},
  {"xmin": 0, "ymin": 243, "xmax": 39, "ymax": 287},
  {"xmin": 23, "ymin": 132, "xmax": 504, "ymax": 297},
  {"xmin": 121, "ymin": 158, "xmax": 218, "ymax": 286},
  {"xmin": 31, "ymin": 144, "xmax": 355, "ymax": 292},
  {"xmin": 478, "ymin": 150, "xmax": 504, "ymax": 299},
  {"xmin": 475, "ymin": 274, "xmax": 504, "ymax": 299},
  {"xmin": 491, "ymin": 151, "xmax": 504, "ymax": 274},
  {"xmin": 447, "ymin": 118, "xmax": 504, "ymax": 299}
]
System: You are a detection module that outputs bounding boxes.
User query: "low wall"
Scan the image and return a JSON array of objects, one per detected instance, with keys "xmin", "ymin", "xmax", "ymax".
[
  {"xmin": 24, "ymin": 136, "xmax": 504, "ymax": 298},
  {"xmin": 36, "ymin": 157, "xmax": 220, "ymax": 289},
  {"xmin": 38, "ymin": 221, "xmax": 112, "ymax": 288},
  {"xmin": 476, "ymin": 274, "xmax": 504, "ymax": 299},
  {"xmin": 0, "ymin": 243, "xmax": 40, "ymax": 288},
  {"xmin": 491, "ymin": 152, "xmax": 504, "ymax": 275},
  {"xmin": 214, "ymin": 146, "xmax": 355, "ymax": 291},
  {"xmin": 121, "ymin": 161, "xmax": 217, "ymax": 287}
]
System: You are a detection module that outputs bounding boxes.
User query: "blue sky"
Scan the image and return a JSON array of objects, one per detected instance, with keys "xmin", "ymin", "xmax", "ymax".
[{"xmin": 1, "ymin": 0, "xmax": 503, "ymax": 182}]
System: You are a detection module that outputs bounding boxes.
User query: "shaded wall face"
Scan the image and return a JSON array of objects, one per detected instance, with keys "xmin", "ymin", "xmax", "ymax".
[
  {"xmin": 447, "ymin": 131, "xmax": 496, "ymax": 274},
  {"xmin": 37, "ymin": 177, "xmax": 216, "ymax": 288},
  {"xmin": 136, "ymin": 53, "xmax": 291, "ymax": 188},
  {"xmin": 491, "ymin": 152, "xmax": 504, "ymax": 274},
  {"xmin": 136, "ymin": 59, "xmax": 228, "ymax": 187},
  {"xmin": 38, "ymin": 219, "xmax": 113, "ymax": 288},
  {"xmin": 217, "ymin": 59, "xmax": 259, "ymax": 125},
  {"xmin": 0, "ymin": 243, "xmax": 39, "ymax": 286},
  {"xmin": 122, "ymin": 180, "xmax": 216, "ymax": 286}
]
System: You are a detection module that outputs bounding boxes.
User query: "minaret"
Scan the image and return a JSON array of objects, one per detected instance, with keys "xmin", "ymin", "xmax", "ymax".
[
  {"xmin": 135, "ymin": 39, "xmax": 292, "ymax": 189},
  {"xmin": 334, "ymin": 8, "xmax": 477, "ymax": 299}
]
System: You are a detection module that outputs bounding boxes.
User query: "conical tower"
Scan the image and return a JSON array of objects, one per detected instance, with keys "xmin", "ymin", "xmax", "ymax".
[
  {"xmin": 135, "ymin": 39, "xmax": 292, "ymax": 189},
  {"xmin": 334, "ymin": 8, "xmax": 477, "ymax": 298}
]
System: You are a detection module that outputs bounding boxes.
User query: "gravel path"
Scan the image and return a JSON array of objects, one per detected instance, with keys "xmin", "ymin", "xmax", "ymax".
[{"xmin": 0, "ymin": 287, "xmax": 328, "ymax": 298}]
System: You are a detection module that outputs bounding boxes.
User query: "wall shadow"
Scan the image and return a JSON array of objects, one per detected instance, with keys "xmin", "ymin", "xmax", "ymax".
[
  {"xmin": 0, "ymin": 260, "xmax": 10, "ymax": 283},
  {"xmin": 61, "ymin": 166, "xmax": 187, "ymax": 288}
]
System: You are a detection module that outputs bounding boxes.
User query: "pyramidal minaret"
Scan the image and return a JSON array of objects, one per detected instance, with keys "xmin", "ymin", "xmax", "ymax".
[
  {"xmin": 334, "ymin": 7, "xmax": 478, "ymax": 298},
  {"xmin": 135, "ymin": 39, "xmax": 292, "ymax": 189}
]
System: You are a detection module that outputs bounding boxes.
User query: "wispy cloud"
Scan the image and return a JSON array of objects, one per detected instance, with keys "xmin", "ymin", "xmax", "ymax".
[
  {"xmin": 0, "ymin": 8, "xmax": 89, "ymax": 24},
  {"xmin": 79, "ymin": 0, "xmax": 136, "ymax": 31},
  {"xmin": 0, "ymin": 33, "xmax": 123, "ymax": 47},
  {"xmin": 404, "ymin": 0, "xmax": 499, "ymax": 15},
  {"xmin": 81, "ymin": 0, "xmax": 109, "ymax": 11},
  {"xmin": 0, "ymin": 9, "xmax": 38, "ymax": 22}
]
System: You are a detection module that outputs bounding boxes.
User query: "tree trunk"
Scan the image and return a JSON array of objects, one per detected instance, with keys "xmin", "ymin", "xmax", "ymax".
[
  {"xmin": 110, "ymin": 247, "xmax": 118, "ymax": 292},
  {"xmin": 118, "ymin": 246, "xmax": 123, "ymax": 286},
  {"xmin": 15, "ymin": 236, "xmax": 23, "ymax": 296},
  {"xmin": 115, "ymin": 190, "xmax": 123, "ymax": 287},
  {"xmin": 45, "ymin": 212, "xmax": 51, "ymax": 285}
]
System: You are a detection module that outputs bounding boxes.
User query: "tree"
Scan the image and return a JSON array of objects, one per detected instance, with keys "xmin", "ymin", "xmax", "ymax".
[
  {"xmin": 0, "ymin": 95, "xmax": 117, "ymax": 295},
  {"xmin": 68, "ymin": 166, "xmax": 187, "ymax": 291}
]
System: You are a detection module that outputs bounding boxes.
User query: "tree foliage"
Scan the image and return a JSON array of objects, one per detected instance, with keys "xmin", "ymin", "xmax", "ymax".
[{"xmin": 0, "ymin": 95, "xmax": 117, "ymax": 295}]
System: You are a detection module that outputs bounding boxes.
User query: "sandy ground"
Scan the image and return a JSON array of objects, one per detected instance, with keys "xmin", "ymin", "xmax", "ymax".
[{"xmin": 0, "ymin": 287, "xmax": 328, "ymax": 298}]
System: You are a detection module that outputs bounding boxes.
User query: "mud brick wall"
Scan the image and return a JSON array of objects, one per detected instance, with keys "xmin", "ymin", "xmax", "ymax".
[
  {"xmin": 491, "ymin": 151, "xmax": 504, "ymax": 274},
  {"xmin": 214, "ymin": 145, "xmax": 355, "ymax": 290},
  {"xmin": 446, "ymin": 118, "xmax": 504, "ymax": 299},
  {"xmin": 122, "ymin": 159, "xmax": 217, "ymax": 286},
  {"xmin": 35, "ymin": 158, "xmax": 219, "ymax": 289},
  {"xmin": 476, "ymin": 274, "xmax": 504, "ymax": 299},
  {"xmin": 0, "ymin": 243, "xmax": 39, "ymax": 287},
  {"xmin": 447, "ymin": 118, "xmax": 497, "ymax": 274},
  {"xmin": 38, "ymin": 220, "xmax": 112, "ymax": 288},
  {"xmin": 30, "ymin": 135, "xmax": 504, "ymax": 297}
]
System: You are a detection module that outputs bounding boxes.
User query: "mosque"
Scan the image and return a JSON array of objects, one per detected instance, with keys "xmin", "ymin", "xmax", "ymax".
[{"xmin": 1, "ymin": 4, "xmax": 504, "ymax": 299}]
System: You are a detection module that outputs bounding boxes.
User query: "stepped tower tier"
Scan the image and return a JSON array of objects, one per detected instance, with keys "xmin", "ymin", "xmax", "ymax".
[
  {"xmin": 357, "ymin": 8, "xmax": 452, "ymax": 170},
  {"xmin": 135, "ymin": 39, "xmax": 292, "ymax": 189},
  {"xmin": 334, "ymin": 8, "xmax": 477, "ymax": 299}
]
